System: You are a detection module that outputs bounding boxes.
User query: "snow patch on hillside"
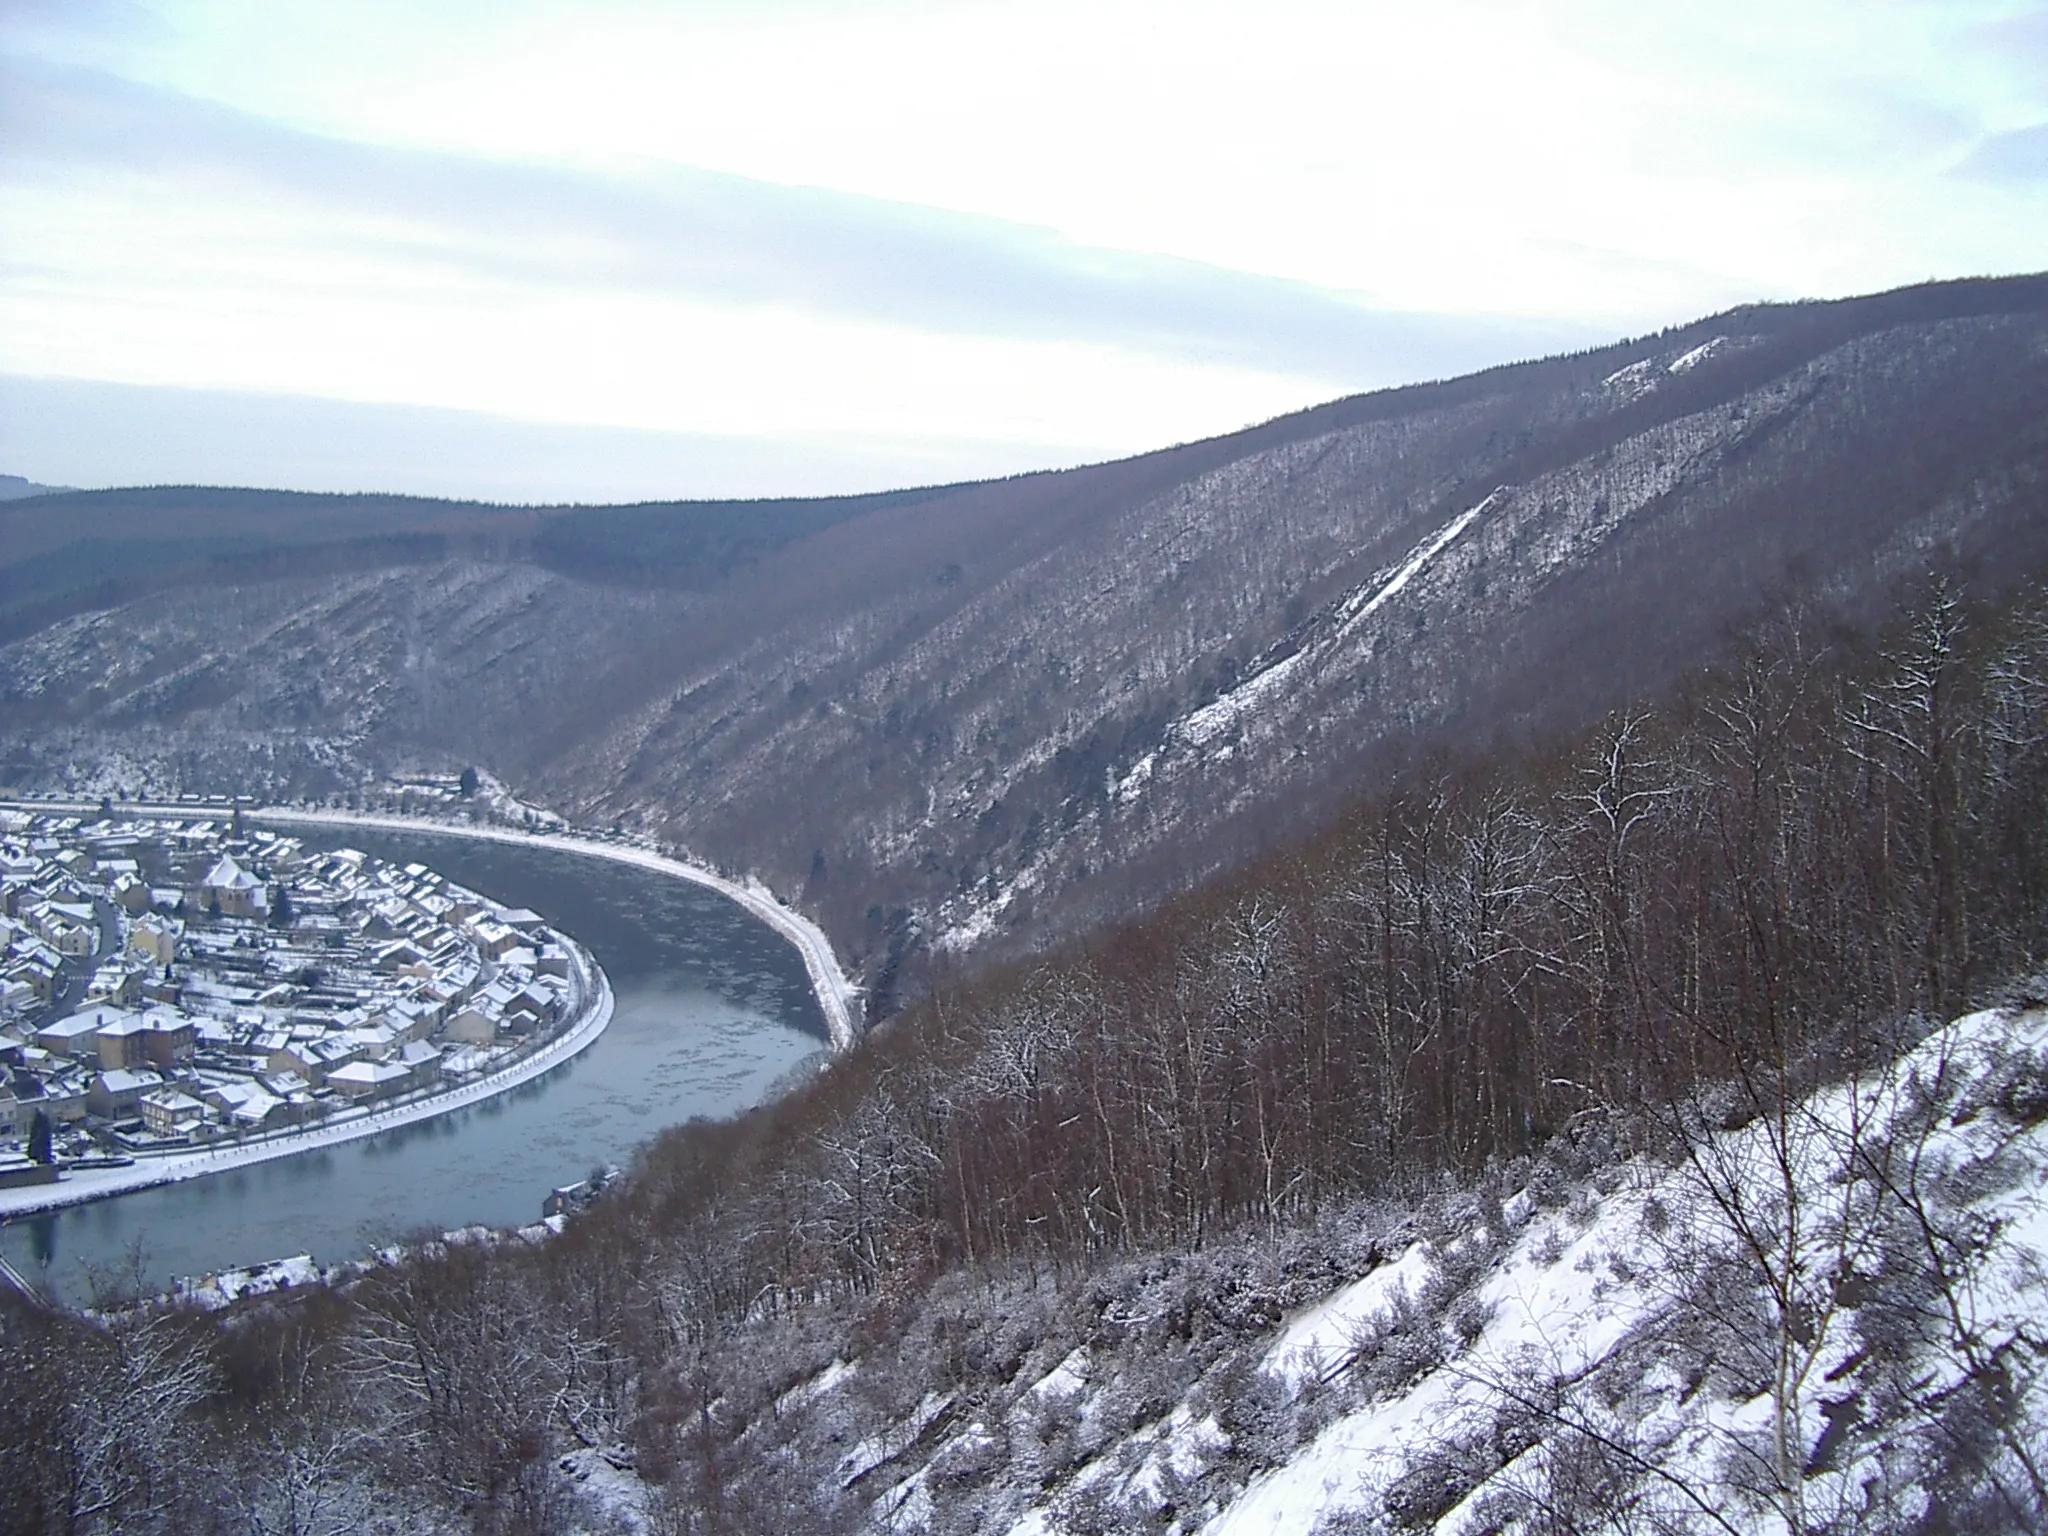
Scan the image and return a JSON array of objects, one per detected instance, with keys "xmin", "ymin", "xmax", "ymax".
[
  {"xmin": 1262, "ymin": 1241, "xmax": 1435, "ymax": 1390},
  {"xmin": 1329, "ymin": 491, "xmax": 1499, "ymax": 644},
  {"xmin": 1170, "ymin": 491, "xmax": 1504, "ymax": 754},
  {"xmin": 1176, "ymin": 649, "xmax": 1312, "ymax": 750},
  {"xmin": 1667, "ymin": 336, "xmax": 1728, "ymax": 373},
  {"xmin": 1602, "ymin": 334, "xmax": 1736, "ymax": 399},
  {"xmin": 1601, "ymin": 357, "xmax": 1662, "ymax": 397}
]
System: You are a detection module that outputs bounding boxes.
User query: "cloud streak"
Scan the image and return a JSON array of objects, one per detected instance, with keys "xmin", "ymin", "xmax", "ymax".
[
  {"xmin": 0, "ymin": 56, "xmax": 1586, "ymax": 388},
  {"xmin": 1955, "ymin": 121, "xmax": 2048, "ymax": 183},
  {"xmin": 6, "ymin": 2, "xmax": 2041, "ymax": 500}
]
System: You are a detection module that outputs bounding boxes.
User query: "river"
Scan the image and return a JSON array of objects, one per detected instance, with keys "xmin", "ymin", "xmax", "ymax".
[{"xmin": 0, "ymin": 828, "xmax": 830, "ymax": 1302}]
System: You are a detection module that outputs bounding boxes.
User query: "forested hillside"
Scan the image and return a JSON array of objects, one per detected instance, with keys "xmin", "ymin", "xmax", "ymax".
[
  {"xmin": 3, "ymin": 275, "xmax": 2046, "ymax": 1012},
  {"xmin": 9, "ymin": 578, "xmax": 2048, "ymax": 1534}
]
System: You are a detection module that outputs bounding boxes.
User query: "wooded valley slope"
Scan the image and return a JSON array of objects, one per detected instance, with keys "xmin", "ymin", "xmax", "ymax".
[{"xmin": 3, "ymin": 274, "xmax": 2045, "ymax": 1009}]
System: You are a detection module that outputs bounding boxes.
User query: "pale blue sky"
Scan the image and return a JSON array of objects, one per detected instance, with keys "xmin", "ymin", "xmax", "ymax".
[{"xmin": 2, "ymin": 0, "xmax": 2044, "ymax": 500}]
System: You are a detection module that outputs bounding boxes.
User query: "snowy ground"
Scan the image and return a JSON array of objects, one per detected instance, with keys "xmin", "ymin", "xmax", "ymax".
[
  {"xmin": 725, "ymin": 1004, "xmax": 2048, "ymax": 1536},
  {"xmin": 1169, "ymin": 1008, "xmax": 2048, "ymax": 1534}
]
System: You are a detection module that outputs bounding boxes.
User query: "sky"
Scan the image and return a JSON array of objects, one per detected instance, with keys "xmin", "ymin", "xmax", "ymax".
[{"xmin": 2, "ymin": 0, "xmax": 2045, "ymax": 503}]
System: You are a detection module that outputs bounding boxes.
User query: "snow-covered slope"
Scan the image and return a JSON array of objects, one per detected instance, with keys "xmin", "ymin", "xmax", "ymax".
[
  {"xmin": 1192, "ymin": 1006, "xmax": 2048, "ymax": 1535},
  {"xmin": 619, "ymin": 1004, "xmax": 2048, "ymax": 1536}
]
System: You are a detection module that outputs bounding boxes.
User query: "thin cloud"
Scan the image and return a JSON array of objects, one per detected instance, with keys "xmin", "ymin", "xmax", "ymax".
[
  {"xmin": 0, "ymin": 56, "xmax": 1586, "ymax": 385},
  {"xmin": 1954, "ymin": 121, "xmax": 2048, "ymax": 182}
]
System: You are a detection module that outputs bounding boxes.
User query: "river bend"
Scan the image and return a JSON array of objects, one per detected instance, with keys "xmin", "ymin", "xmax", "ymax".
[{"xmin": 1, "ymin": 827, "xmax": 828, "ymax": 1301}]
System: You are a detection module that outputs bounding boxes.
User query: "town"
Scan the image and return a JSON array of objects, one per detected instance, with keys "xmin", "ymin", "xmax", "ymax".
[{"xmin": 0, "ymin": 806, "xmax": 583, "ymax": 1184}]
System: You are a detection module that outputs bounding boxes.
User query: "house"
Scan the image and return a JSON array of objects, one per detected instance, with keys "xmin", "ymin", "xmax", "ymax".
[
  {"xmin": 467, "ymin": 917, "xmax": 522, "ymax": 960},
  {"xmin": 202, "ymin": 1079, "xmax": 288, "ymax": 1131},
  {"xmin": 303, "ymin": 1035, "xmax": 371, "ymax": 1080},
  {"xmin": 411, "ymin": 892, "xmax": 455, "ymax": 925},
  {"xmin": 39, "ymin": 911, "xmax": 94, "ymax": 958},
  {"xmin": 422, "ymin": 956, "xmax": 480, "ymax": 1007},
  {"xmin": 34, "ymin": 1077, "xmax": 90, "ymax": 1124},
  {"xmin": 137, "ymin": 1086, "xmax": 207, "ymax": 1138},
  {"xmin": 442, "ymin": 1003, "xmax": 500, "ymax": 1045},
  {"xmin": 358, "ymin": 896, "xmax": 413, "ymax": 939},
  {"xmin": 230, "ymin": 1085, "xmax": 288, "ymax": 1130},
  {"xmin": 88, "ymin": 1067, "xmax": 165, "ymax": 1117},
  {"xmin": 83, "ymin": 960, "xmax": 143, "ymax": 1008},
  {"xmin": 442, "ymin": 892, "xmax": 486, "ymax": 924},
  {"xmin": 17, "ymin": 936, "xmax": 63, "ymax": 974},
  {"xmin": 325, "ymin": 1059, "xmax": 410, "ymax": 1101},
  {"xmin": 330, "ymin": 1023, "xmax": 398, "ymax": 1063},
  {"xmin": 36, "ymin": 1005, "xmax": 132, "ymax": 1060},
  {"xmin": 478, "ymin": 978, "xmax": 555, "ymax": 1035},
  {"xmin": 265, "ymin": 1041, "xmax": 326, "ymax": 1084},
  {"xmin": 374, "ymin": 938, "xmax": 429, "ymax": 973},
  {"xmin": 3, "ymin": 953, "xmax": 58, "ymax": 1004},
  {"xmin": 513, "ymin": 980, "xmax": 560, "ymax": 1025},
  {"xmin": 497, "ymin": 906, "xmax": 547, "ymax": 932},
  {"xmin": 382, "ymin": 997, "xmax": 440, "ymax": 1042},
  {"xmin": 138, "ymin": 970, "xmax": 184, "ymax": 1005},
  {"xmin": 396, "ymin": 1039, "xmax": 442, "ymax": 1088},
  {"xmin": 128, "ymin": 913, "xmax": 181, "ymax": 966},
  {"xmin": 137, "ymin": 1009, "xmax": 197, "ymax": 1069},
  {"xmin": 259, "ymin": 1069, "xmax": 313, "ymax": 1101},
  {"xmin": 109, "ymin": 872, "xmax": 152, "ymax": 914},
  {"xmin": 94, "ymin": 1014, "xmax": 149, "ymax": 1071}
]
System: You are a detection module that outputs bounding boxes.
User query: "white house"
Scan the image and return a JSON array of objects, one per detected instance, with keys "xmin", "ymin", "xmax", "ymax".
[{"xmin": 326, "ymin": 1059, "xmax": 410, "ymax": 1101}]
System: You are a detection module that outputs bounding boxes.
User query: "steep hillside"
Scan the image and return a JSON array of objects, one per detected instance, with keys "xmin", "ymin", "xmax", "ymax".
[
  {"xmin": 4, "ymin": 274, "xmax": 2047, "ymax": 1004},
  {"xmin": 12, "ymin": 578, "xmax": 2048, "ymax": 1535},
  {"xmin": 586, "ymin": 1003, "xmax": 2048, "ymax": 1536}
]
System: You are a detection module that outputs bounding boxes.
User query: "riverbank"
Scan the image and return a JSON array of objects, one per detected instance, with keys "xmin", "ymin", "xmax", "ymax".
[
  {"xmin": 250, "ymin": 807, "xmax": 865, "ymax": 1051},
  {"xmin": 4, "ymin": 798, "xmax": 862, "ymax": 1050},
  {"xmin": 0, "ymin": 934, "xmax": 615, "ymax": 1218}
]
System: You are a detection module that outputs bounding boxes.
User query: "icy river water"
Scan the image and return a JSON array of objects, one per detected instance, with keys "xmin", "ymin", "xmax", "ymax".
[{"xmin": 0, "ymin": 829, "xmax": 829, "ymax": 1302}]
